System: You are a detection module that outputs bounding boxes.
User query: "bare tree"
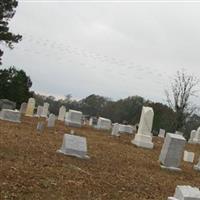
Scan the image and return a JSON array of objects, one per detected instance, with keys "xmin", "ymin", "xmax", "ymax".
[{"xmin": 165, "ymin": 70, "xmax": 199, "ymax": 132}]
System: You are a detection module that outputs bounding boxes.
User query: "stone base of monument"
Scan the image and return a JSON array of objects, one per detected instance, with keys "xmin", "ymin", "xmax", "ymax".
[
  {"xmin": 131, "ymin": 134, "xmax": 154, "ymax": 149},
  {"xmin": 65, "ymin": 120, "xmax": 81, "ymax": 128},
  {"xmin": 160, "ymin": 165, "xmax": 182, "ymax": 171},
  {"xmin": 0, "ymin": 109, "xmax": 21, "ymax": 123},
  {"xmin": 57, "ymin": 134, "xmax": 89, "ymax": 159}
]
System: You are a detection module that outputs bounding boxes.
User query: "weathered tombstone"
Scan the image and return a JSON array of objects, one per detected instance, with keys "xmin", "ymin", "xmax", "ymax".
[
  {"xmin": 57, "ymin": 134, "xmax": 89, "ymax": 159},
  {"xmin": 194, "ymin": 157, "xmax": 200, "ymax": 171},
  {"xmin": 96, "ymin": 117, "xmax": 112, "ymax": 130},
  {"xmin": 193, "ymin": 127, "xmax": 200, "ymax": 144},
  {"xmin": 188, "ymin": 130, "xmax": 197, "ymax": 144},
  {"xmin": 41, "ymin": 102, "xmax": 49, "ymax": 118},
  {"xmin": 131, "ymin": 106, "xmax": 154, "ymax": 149},
  {"xmin": 58, "ymin": 106, "xmax": 66, "ymax": 121},
  {"xmin": 36, "ymin": 106, "xmax": 43, "ymax": 117},
  {"xmin": 119, "ymin": 124, "xmax": 134, "ymax": 134},
  {"xmin": 0, "ymin": 109, "xmax": 21, "ymax": 123},
  {"xmin": 89, "ymin": 117, "xmax": 98, "ymax": 127},
  {"xmin": 47, "ymin": 114, "xmax": 56, "ymax": 128},
  {"xmin": 183, "ymin": 151, "xmax": 195, "ymax": 163},
  {"xmin": 37, "ymin": 121, "xmax": 45, "ymax": 132},
  {"xmin": 175, "ymin": 131, "xmax": 184, "ymax": 136},
  {"xmin": 168, "ymin": 185, "xmax": 200, "ymax": 200},
  {"xmin": 111, "ymin": 123, "xmax": 120, "ymax": 136},
  {"xmin": 158, "ymin": 128, "xmax": 165, "ymax": 138},
  {"xmin": 25, "ymin": 98, "xmax": 35, "ymax": 116},
  {"xmin": 65, "ymin": 109, "xmax": 82, "ymax": 127},
  {"xmin": 19, "ymin": 102, "xmax": 27, "ymax": 114},
  {"xmin": 0, "ymin": 99, "xmax": 16, "ymax": 110},
  {"xmin": 159, "ymin": 133, "xmax": 186, "ymax": 171}
]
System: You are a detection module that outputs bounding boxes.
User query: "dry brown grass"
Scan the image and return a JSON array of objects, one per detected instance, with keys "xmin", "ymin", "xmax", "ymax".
[{"xmin": 0, "ymin": 116, "xmax": 200, "ymax": 200}]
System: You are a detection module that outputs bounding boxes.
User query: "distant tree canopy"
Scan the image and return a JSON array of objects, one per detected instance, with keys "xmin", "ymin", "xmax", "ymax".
[
  {"xmin": 0, "ymin": 0, "xmax": 22, "ymax": 64},
  {"xmin": 0, "ymin": 67, "xmax": 32, "ymax": 107},
  {"xmin": 33, "ymin": 93, "xmax": 186, "ymax": 134}
]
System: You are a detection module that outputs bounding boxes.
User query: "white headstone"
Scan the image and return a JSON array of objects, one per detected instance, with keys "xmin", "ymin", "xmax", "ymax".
[
  {"xmin": 183, "ymin": 151, "xmax": 195, "ymax": 163},
  {"xmin": 19, "ymin": 102, "xmax": 27, "ymax": 114},
  {"xmin": 175, "ymin": 131, "xmax": 184, "ymax": 136},
  {"xmin": 0, "ymin": 109, "xmax": 21, "ymax": 123},
  {"xmin": 193, "ymin": 127, "xmax": 200, "ymax": 144},
  {"xmin": 159, "ymin": 133, "xmax": 186, "ymax": 171},
  {"xmin": 194, "ymin": 157, "xmax": 200, "ymax": 171},
  {"xmin": 57, "ymin": 134, "xmax": 89, "ymax": 159},
  {"xmin": 41, "ymin": 102, "xmax": 49, "ymax": 118},
  {"xmin": 47, "ymin": 114, "xmax": 56, "ymax": 128},
  {"xmin": 188, "ymin": 130, "xmax": 197, "ymax": 144},
  {"xmin": 168, "ymin": 185, "xmax": 200, "ymax": 200},
  {"xmin": 36, "ymin": 106, "xmax": 43, "ymax": 117},
  {"xmin": 131, "ymin": 106, "xmax": 154, "ymax": 149},
  {"xmin": 158, "ymin": 129, "xmax": 165, "ymax": 138},
  {"xmin": 25, "ymin": 98, "xmax": 35, "ymax": 116},
  {"xmin": 65, "ymin": 109, "xmax": 82, "ymax": 127},
  {"xmin": 111, "ymin": 123, "xmax": 120, "ymax": 136},
  {"xmin": 119, "ymin": 124, "xmax": 134, "ymax": 134},
  {"xmin": 96, "ymin": 117, "xmax": 112, "ymax": 130},
  {"xmin": 58, "ymin": 106, "xmax": 66, "ymax": 121}
]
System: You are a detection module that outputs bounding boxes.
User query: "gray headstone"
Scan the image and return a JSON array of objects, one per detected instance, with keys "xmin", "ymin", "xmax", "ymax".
[
  {"xmin": 159, "ymin": 133, "xmax": 186, "ymax": 170},
  {"xmin": 57, "ymin": 134, "xmax": 89, "ymax": 159},
  {"xmin": 47, "ymin": 114, "xmax": 56, "ymax": 128},
  {"xmin": 194, "ymin": 157, "xmax": 200, "ymax": 171},
  {"xmin": 0, "ymin": 109, "xmax": 21, "ymax": 123},
  {"xmin": 19, "ymin": 102, "xmax": 27, "ymax": 113},
  {"xmin": 111, "ymin": 123, "xmax": 120, "ymax": 136},
  {"xmin": 158, "ymin": 129, "xmax": 165, "ymax": 138},
  {"xmin": 0, "ymin": 99, "xmax": 16, "ymax": 110},
  {"xmin": 41, "ymin": 102, "xmax": 49, "ymax": 118},
  {"xmin": 58, "ymin": 106, "xmax": 66, "ymax": 121},
  {"xmin": 65, "ymin": 110, "xmax": 82, "ymax": 127},
  {"xmin": 168, "ymin": 185, "xmax": 200, "ymax": 200},
  {"xmin": 36, "ymin": 106, "xmax": 43, "ymax": 117},
  {"xmin": 96, "ymin": 117, "xmax": 112, "ymax": 130}
]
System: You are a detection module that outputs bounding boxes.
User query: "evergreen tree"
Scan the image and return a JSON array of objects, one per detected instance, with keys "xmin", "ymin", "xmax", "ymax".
[{"xmin": 0, "ymin": 0, "xmax": 22, "ymax": 64}]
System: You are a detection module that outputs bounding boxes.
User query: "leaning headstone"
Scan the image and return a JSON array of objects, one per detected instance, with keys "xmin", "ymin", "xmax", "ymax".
[
  {"xmin": 36, "ymin": 106, "xmax": 43, "ymax": 117},
  {"xmin": 19, "ymin": 102, "xmax": 27, "ymax": 114},
  {"xmin": 183, "ymin": 151, "xmax": 195, "ymax": 163},
  {"xmin": 0, "ymin": 109, "xmax": 21, "ymax": 123},
  {"xmin": 41, "ymin": 102, "xmax": 49, "ymax": 118},
  {"xmin": 168, "ymin": 185, "xmax": 200, "ymax": 200},
  {"xmin": 158, "ymin": 129, "xmax": 165, "ymax": 138},
  {"xmin": 65, "ymin": 109, "xmax": 82, "ymax": 127},
  {"xmin": 57, "ymin": 134, "xmax": 89, "ymax": 159},
  {"xmin": 47, "ymin": 114, "xmax": 56, "ymax": 128},
  {"xmin": 159, "ymin": 133, "xmax": 186, "ymax": 171},
  {"xmin": 131, "ymin": 106, "xmax": 154, "ymax": 149},
  {"xmin": 194, "ymin": 157, "xmax": 200, "ymax": 171},
  {"xmin": 96, "ymin": 117, "xmax": 112, "ymax": 130},
  {"xmin": 25, "ymin": 98, "xmax": 35, "ymax": 116},
  {"xmin": 37, "ymin": 122, "xmax": 45, "ymax": 132},
  {"xmin": 111, "ymin": 123, "xmax": 120, "ymax": 136},
  {"xmin": 0, "ymin": 99, "xmax": 16, "ymax": 110},
  {"xmin": 58, "ymin": 106, "xmax": 66, "ymax": 121}
]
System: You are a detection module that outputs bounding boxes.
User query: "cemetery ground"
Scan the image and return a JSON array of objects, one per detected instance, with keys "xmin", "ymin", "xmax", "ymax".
[{"xmin": 0, "ymin": 117, "xmax": 200, "ymax": 200}]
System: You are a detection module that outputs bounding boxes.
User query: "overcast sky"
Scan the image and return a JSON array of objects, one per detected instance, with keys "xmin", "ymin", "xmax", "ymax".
[{"xmin": 2, "ymin": 0, "xmax": 200, "ymax": 106}]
